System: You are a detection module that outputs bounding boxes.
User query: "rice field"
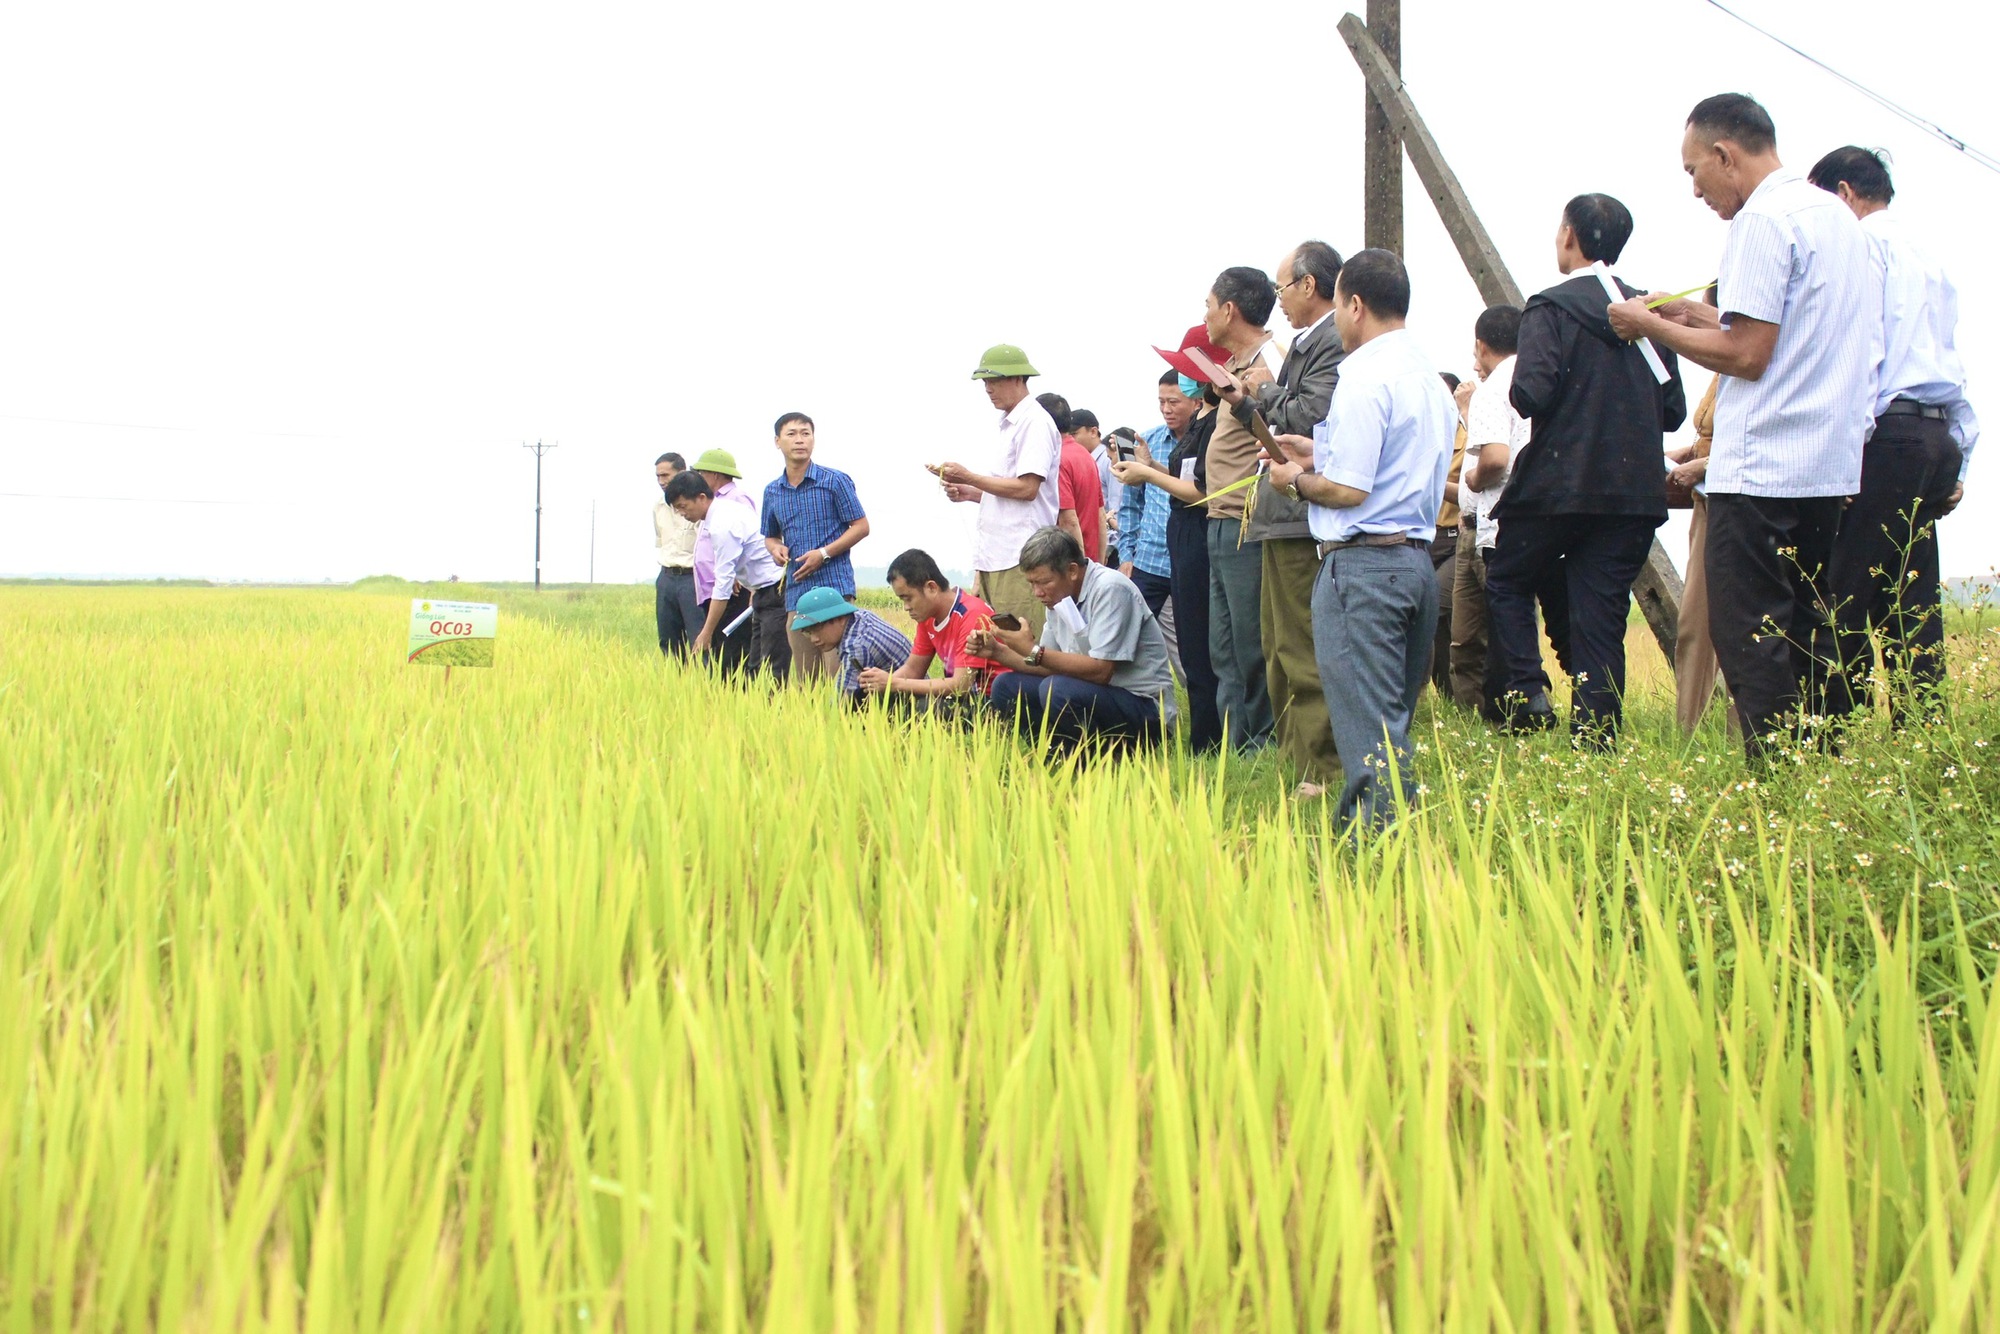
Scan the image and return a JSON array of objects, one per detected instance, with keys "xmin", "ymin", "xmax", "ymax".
[{"xmin": 4, "ymin": 581, "xmax": 1998, "ymax": 1331}]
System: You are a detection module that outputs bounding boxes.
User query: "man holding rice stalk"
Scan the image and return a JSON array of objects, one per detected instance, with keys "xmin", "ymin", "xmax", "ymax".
[
  {"xmin": 936, "ymin": 345, "xmax": 1062, "ymax": 638},
  {"xmin": 760, "ymin": 411, "xmax": 871, "ymax": 682},
  {"xmin": 1266, "ymin": 249, "xmax": 1455, "ymax": 828}
]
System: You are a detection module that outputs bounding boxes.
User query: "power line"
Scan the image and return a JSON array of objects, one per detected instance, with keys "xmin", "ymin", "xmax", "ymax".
[
  {"xmin": 0, "ymin": 491, "xmax": 255, "ymax": 506},
  {"xmin": 1700, "ymin": 0, "xmax": 2000, "ymax": 175}
]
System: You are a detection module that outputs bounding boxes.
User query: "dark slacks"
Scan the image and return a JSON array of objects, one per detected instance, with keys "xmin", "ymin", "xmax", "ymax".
[
  {"xmin": 1132, "ymin": 569, "xmax": 1172, "ymax": 617},
  {"xmin": 1705, "ymin": 492, "xmax": 1843, "ymax": 757},
  {"xmin": 1485, "ymin": 513, "xmax": 1657, "ymax": 741},
  {"xmin": 988, "ymin": 673, "xmax": 1167, "ymax": 748},
  {"xmin": 1311, "ymin": 543, "xmax": 1436, "ymax": 828},
  {"xmin": 706, "ymin": 582, "xmax": 791, "ymax": 679},
  {"xmin": 1207, "ymin": 518, "xmax": 1274, "ymax": 750},
  {"xmin": 1427, "ymin": 528, "xmax": 1457, "ymax": 696},
  {"xmin": 1824, "ymin": 414, "xmax": 1962, "ymax": 720},
  {"xmin": 1167, "ymin": 510, "xmax": 1224, "ymax": 752},
  {"xmin": 655, "ymin": 566, "xmax": 699, "ymax": 655}
]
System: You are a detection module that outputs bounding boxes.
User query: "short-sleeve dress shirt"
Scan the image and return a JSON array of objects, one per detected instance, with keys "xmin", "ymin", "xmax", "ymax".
[
  {"xmin": 1462, "ymin": 356, "xmax": 1533, "ymax": 549},
  {"xmin": 655, "ymin": 501, "xmax": 696, "ymax": 569},
  {"xmin": 975, "ymin": 397, "xmax": 1062, "ymax": 572},
  {"xmin": 1862, "ymin": 209, "xmax": 1979, "ymax": 476},
  {"xmin": 761, "ymin": 463, "xmax": 866, "ymax": 609},
  {"xmin": 1710, "ymin": 167, "xmax": 1882, "ymax": 497},
  {"xmin": 1035, "ymin": 563, "xmax": 1177, "ymax": 720},
  {"xmin": 1308, "ymin": 329, "xmax": 1455, "ymax": 545}
]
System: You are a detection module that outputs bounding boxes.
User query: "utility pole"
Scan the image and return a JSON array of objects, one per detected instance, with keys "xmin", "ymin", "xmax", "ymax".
[
  {"xmin": 523, "ymin": 440, "xmax": 556, "ymax": 590},
  {"xmin": 1362, "ymin": 0, "xmax": 1403, "ymax": 254},
  {"xmin": 589, "ymin": 500, "xmax": 596, "ymax": 585}
]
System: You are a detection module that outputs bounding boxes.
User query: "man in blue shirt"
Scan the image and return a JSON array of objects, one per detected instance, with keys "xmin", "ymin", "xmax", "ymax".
[
  {"xmin": 1268, "ymin": 249, "xmax": 1454, "ymax": 827},
  {"xmin": 760, "ymin": 411, "xmax": 871, "ymax": 682}
]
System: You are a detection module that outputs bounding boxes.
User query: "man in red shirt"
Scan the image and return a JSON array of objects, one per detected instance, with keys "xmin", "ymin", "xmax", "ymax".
[
  {"xmin": 862, "ymin": 548, "xmax": 1009, "ymax": 701},
  {"xmin": 1039, "ymin": 392, "xmax": 1106, "ymax": 563}
]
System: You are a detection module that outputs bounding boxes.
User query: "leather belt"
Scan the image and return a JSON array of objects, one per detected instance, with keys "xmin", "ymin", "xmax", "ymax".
[
  {"xmin": 1317, "ymin": 534, "xmax": 1430, "ymax": 559},
  {"xmin": 1884, "ymin": 398, "xmax": 1948, "ymax": 421}
]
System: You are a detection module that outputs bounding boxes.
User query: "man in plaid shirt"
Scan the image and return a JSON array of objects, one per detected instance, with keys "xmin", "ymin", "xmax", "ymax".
[
  {"xmin": 761, "ymin": 411, "xmax": 870, "ymax": 681},
  {"xmin": 788, "ymin": 588, "xmax": 911, "ymax": 703}
]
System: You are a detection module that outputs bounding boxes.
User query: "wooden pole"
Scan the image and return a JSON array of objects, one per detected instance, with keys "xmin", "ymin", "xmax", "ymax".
[
  {"xmin": 1362, "ymin": 0, "xmax": 1403, "ymax": 254},
  {"xmin": 1339, "ymin": 10, "xmax": 1685, "ymax": 666}
]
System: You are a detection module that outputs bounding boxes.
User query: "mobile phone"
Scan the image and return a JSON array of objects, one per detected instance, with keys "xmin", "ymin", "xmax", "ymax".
[{"xmin": 990, "ymin": 612, "xmax": 1023, "ymax": 632}]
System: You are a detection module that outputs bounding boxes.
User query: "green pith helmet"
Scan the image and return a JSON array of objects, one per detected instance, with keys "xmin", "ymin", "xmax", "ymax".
[
  {"xmin": 692, "ymin": 448, "xmax": 742, "ymax": 478},
  {"xmin": 970, "ymin": 344, "xmax": 1040, "ymax": 380}
]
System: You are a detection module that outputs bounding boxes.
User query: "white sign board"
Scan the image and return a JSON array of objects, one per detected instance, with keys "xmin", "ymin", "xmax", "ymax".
[{"xmin": 407, "ymin": 599, "xmax": 498, "ymax": 667}]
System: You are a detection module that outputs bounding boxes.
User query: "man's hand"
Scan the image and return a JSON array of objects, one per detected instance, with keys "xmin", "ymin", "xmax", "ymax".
[
  {"xmin": 1453, "ymin": 379, "xmax": 1477, "ymax": 420},
  {"xmin": 967, "ymin": 619, "xmax": 1036, "ymax": 665},
  {"xmin": 765, "ymin": 537, "xmax": 790, "ymax": 566},
  {"xmin": 941, "ymin": 482, "xmax": 976, "ymax": 503},
  {"xmin": 937, "ymin": 462, "xmax": 976, "ymax": 486},
  {"xmin": 795, "ymin": 547, "xmax": 828, "ymax": 576},
  {"xmin": 1668, "ymin": 457, "xmax": 1707, "ymax": 489},
  {"xmin": 1268, "ymin": 460, "xmax": 1305, "ymax": 493},
  {"xmin": 1943, "ymin": 482, "xmax": 1964, "ymax": 516},
  {"xmin": 1119, "ymin": 561, "xmax": 1135, "ymax": 577},
  {"xmin": 1267, "ymin": 433, "xmax": 1315, "ymax": 466},
  {"xmin": 1132, "ymin": 438, "xmax": 1155, "ymax": 467},
  {"xmin": 857, "ymin": 666, "xmax": 892, "ymax": 696},
  {"xmin": 1241, "ymin": 365, "xmax": 1275, "ymax": 394},
  {"xmin": 1639, "ymin": 293, "xmax": 1700, "ymax": 328},
  {"xmin": 1607, "ymin": 297, "xmax": 1658, "ymax": 342},
  {"xmin": 692, "ymin": 629, "xmax": 713, "ymax": 656},
  {"xmin": 1110, "ymin": 458, "xmax": 1153, "ymax": 486}
]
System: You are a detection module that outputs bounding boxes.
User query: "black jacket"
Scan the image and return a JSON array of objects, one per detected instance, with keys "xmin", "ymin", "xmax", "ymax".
[{"xmin": 1497, "ymin": 274, "xmax": 1686, "ymax": 522}]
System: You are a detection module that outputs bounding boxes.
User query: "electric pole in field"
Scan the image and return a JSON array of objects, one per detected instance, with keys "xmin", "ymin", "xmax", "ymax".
[
  {"xmin": 524, "ymin": 440, "xmax": 556, "ymax": 590},
  {"xmin": 589, "ymin": 499, "xmax": 596, "ymax": 585},
  {"xmin": 1362, "ymin": 0, "xmax": 1403, "ymax": 254}
]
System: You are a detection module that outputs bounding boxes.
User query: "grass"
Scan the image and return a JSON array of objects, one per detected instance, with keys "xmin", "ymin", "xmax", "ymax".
[{"xmin": 2, "ymin": 580, "xmax": 1996, "ymax": 1330}]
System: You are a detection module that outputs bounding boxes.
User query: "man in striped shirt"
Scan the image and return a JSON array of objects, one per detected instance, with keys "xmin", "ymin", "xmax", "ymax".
[{"xmin": 1610, "ymin": 92, "xmax": 1880, "ymax": 760}]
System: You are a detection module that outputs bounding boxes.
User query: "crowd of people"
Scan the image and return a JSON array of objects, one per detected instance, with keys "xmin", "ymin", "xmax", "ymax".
[{"xmin": 649, "ymin": 92, "xmax": 1976, "ymax": 828}]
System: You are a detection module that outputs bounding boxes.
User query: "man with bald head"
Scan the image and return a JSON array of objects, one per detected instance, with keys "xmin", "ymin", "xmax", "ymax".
[{"xmin": 1609, "ymin": 92, "xmax": 1879, "ymax": 761}]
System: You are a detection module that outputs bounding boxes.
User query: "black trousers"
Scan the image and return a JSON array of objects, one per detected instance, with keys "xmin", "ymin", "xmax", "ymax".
[
  {"xmin": 707, "ymin": 582, "xmax": 791, "ymax": 679},
  {"xmin": 1485, "ymin": 514, "xmax": 1655, "ymax": 738},
  {"xmin": 1823, "ymin": 413, "xmax": 1962, "ymax": 720},
  {"xmin": 1705, "ymin": 492, "xmax": 1843, "ymax": 757},
  {"xmin": 1132, "ymin": 568, "xmax": 1172, "ymax": 617},
  {"xmin": 1166, "ymin": 509, "xmax": 1223, "ymax": 752},
  {"xmin": 655, "ymin": 566, "xmax": 699, "ymax": 654}
]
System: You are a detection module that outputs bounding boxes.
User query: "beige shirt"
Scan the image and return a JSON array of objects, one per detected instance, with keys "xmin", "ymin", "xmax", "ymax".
[
  {"xmin": 654, "ymin": 501, "xmax": 696, "ymax": 569},
  {"xmin": 1205, "ymin": 335, "xmax": 1284, "ymax": 520}
]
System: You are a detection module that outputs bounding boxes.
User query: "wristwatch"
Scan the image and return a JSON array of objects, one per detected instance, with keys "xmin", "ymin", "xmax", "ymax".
[
  {"xmin": 1028, "ymin": 644, "xmax": 1045, "ymax": 668},
  {"xmin": 1282, "ymin": 479, "xmax": 1302, "ymax": 501}
]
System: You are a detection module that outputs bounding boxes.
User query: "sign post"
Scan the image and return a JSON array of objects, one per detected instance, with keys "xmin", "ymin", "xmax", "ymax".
[{"xmin": 408, "ymin": 599, "xmax": 498, "ymax": 675}]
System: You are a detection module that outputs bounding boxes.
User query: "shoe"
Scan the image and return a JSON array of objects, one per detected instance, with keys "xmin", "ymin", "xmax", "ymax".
[{"xmin": 1497, "ymin": 693, "xmax": 1559, "ymax": 734}]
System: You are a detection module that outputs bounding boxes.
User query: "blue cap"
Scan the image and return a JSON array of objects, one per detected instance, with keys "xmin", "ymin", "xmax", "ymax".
[{"xmin": 789, "ymin": 585, "xmax": 862, "ymax": 630}]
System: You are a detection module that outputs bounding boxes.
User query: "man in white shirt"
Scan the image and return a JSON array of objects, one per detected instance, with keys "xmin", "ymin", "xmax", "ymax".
[
  {"xmin": 652, "ymin": 452, "xmax": 699, "ymax": 656},
  {"xmin": 1266, "ymin": 250, "xmax": 1454, "ymax": 827},
  {"xmin": 664, "ymin": 470, "xmax": 788, "ymax": 678},
  {"xmin": 1453, "ymin": 306, "xmax": 1548, "ymax": 720},
  {"xmin": 1808, "ymin": 146, "xmax": 1978, "ymax": 722},
  {"xmin": 938, "ymin": 344, "xmax": 1061, "ymax": 638},
  {"xmin": 1610, "ymin": 92, "xmax": 1881, "ymax": 760}
]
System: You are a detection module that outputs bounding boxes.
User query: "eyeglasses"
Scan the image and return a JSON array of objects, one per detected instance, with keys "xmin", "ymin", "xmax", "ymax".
[{"xmin": 1277, "ymin": 276, "xmax": 1308, "ymax": 294}]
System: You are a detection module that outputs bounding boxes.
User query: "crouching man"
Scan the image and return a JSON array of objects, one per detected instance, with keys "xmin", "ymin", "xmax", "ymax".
[
  {"xmin": 967, "ymin": 526, "xmax": 1177, "ymax": 748},
  {"xmin": 788, "ymin": 587, "xmax": 912, "ymax": 705},
  {"xmin": 859, "ymin": 547, "xmax": 1009, "ymax": 706}
]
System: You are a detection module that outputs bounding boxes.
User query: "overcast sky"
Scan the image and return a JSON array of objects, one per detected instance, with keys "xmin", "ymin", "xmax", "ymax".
[{"xmin": 3, "ymin": 0, "xmax": 1994, "ymax": 584}]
